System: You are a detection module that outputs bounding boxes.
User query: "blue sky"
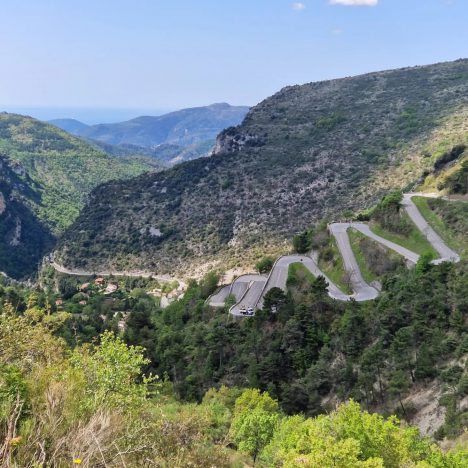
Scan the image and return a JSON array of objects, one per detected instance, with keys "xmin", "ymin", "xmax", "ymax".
[{"xmin": 0, "ymin": 0, "xmax": 466, "ymax": 121}]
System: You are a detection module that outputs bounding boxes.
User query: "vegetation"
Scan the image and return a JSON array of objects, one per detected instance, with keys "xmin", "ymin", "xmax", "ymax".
[
  {"xmin": 34, "ymin": 260, "xmax": 462, "ymax": 445},
  {"xmin": 0, "ymin": 280, "xmax": 466, "ymax": 466},
  {"xmin": 287, "ymin": 262, "xmax": 316, "ymax": 288},
  {"xmin": 292, "ymin": 230, "xmax": 312, "ymax": 254},
  {"xmin": 0, "ymin": 155, "xmax": 55, "ymax": 279},
  {"xmin": 421, "ymin": 143, "xmax": 468, "ymax": 195},
  {"xmin": 441, "ymin": 159, "xmax": 468, "ymax": 194},
  {"xmin": 255, "ymin": 256, "xmax": 275, "ymax": 274},
  {"xmin": 412, "ymin": 196, "xmax": 468, "ymax": 258},
  {"xmin": 433, "ymin": 144, "xmax": 466, "ymax": 172},
  {"xmin": 58, "ymin": 60, "xmax": 468, "ymax": 275},
  {"xmin": 368, "ymin": 192, "xmax": 438, "ymax": 258},
  {"xmin": 318, "ymin": 233, "xmax": 352, "ymax": 294},
  {"xmin": 0, "ymin": 113, "xmax": 156, "ymax": 234}
]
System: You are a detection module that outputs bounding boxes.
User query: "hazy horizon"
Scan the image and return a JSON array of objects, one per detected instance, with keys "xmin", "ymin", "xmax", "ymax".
[
  {"xmin": 0, "ymin": 105, "xmax": 183, "ymax": 124},
  {"xmin": 1, "ymin": 102, "xmax": 253, "ymax": 124}
]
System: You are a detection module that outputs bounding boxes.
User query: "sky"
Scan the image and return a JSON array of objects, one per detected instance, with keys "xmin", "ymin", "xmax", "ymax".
[{"xmin": 0, "ymin": 0, "xmax": 466, "ymax": 122}]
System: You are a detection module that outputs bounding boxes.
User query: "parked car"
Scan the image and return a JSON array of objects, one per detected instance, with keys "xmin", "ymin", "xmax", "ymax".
[
  {"xmin": 247, "ymin": 307, "xmax": 254, "ymax": 315},
  {"xmin": 240, "ymin": 306, "xmax": 247, "ymax": 315}
]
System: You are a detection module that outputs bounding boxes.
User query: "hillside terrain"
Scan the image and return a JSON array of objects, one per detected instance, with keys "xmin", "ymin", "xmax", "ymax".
[
  {"xmin": 48, "ymin": 117, "xmax": 90, "ymax": 133},
  {"xmin": 0, "ymin": 112, "xmax": 157, "ymax": 234},
  {"xmin": 90, "ymin": 139, "xmax": 214, "ymax": 166},
  {"xmin": 0, "ymin": 155, "xmax": 54, "ymax": 278},
  {"xmin": 0, "ymin": 113, "xmax": 161, "ymax": 278},
  {"xmin": 50, "ymin": 103, "xmax": 249, "ymax": 165},
  {"xmin": 57, "ymin": 59, "xmax": 468, "ymax": 276}
]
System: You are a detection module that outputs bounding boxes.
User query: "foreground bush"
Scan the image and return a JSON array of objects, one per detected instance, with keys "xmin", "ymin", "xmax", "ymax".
[{"xmin": 0, "ymin": 303, "xmax": 466, "ymax": 467}]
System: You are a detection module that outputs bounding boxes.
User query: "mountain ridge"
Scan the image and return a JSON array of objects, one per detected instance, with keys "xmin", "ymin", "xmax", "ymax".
[
  {"xmin": 57, "ymin": 59, "xmax": 468, "ymax": 277},
  {"xmin": 51, "ymin": 103, "xmax": 249, "ymax": 145},
  {"xmin": 49, "ymin": 103, "xmax": 249, "ymax": 165}
]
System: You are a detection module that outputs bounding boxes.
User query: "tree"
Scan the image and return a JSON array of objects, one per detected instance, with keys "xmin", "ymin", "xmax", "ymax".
[
  {"xmin": 311, "ymin": 275, "xmax": 329, "ymax": 297},
  {"xmin": 262, "ymin": 287, "xmax": 286, "ymax": 312},
  {"xmin": 388, "ymin": 370, "xmax": 410, "ymax": 417},
  {"xmin": 232, "ymin": 408, "xmax": 279, "ymax": 463},
  {"xmin": 261, "ymin": 400, "xmax": 442, "ymax": 467},
  {"xmin": 390, "ymin": 326, "xmax": 416, "ymax": 382},
  {"xmin": 231, "ymin": 389, "xmax": 280, "ymax": 463},
  {"xmin": 69, "ymin": 331, "xmax": 154, "ymax": 411},
  {"xmin": 415, "ymin": 252, "xmax": 434, "ymax": 276},
  {"xmin": 200, "ymin": 271, "xmax": 220, "ymax": 299},
  {"xmin": 359, "ymin": 344, "xmax": 385, "ymax": 402},
  {"xmin": 293, "ymin": 231, "xmax": 311, "ymax": 254},
  {"xmin": 415, "ymin": 343, "xmax": 436, "ymax": 380}
]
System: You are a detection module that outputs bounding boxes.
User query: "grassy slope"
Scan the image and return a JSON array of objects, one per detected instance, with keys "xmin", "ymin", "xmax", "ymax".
[
  {"xmin": 287, "ymin": 262, "xmax": 316, "ymax": 285},
  {"xmin": 412, "ymin": 196, "xmax": 468, "ymax": 258},
  {"xmin": 348, "ymin": 230, "xmax": 378, "ymax": 283},
  {"xmin": 369, "ymin": 211, "xmax": 438, "ymax": 258},
  {"xmin": 370, "ymin": 107, "xmax": 468, "ymax": 196},
  {"xmin": 318, "ymin": 236, "xmax": 352, "ymax": 294}
]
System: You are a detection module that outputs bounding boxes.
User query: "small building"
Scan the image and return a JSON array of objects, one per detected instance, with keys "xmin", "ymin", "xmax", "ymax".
[{"xmin": 105, "ymin": 283, "xmax": 118, "ymax": 294}]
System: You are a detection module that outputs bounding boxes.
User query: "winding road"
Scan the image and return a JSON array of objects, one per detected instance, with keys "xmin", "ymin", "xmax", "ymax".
[
  {"xmin": 52, "ymin": 193, "xmax": 461, "ymax": 316},
  {"xmin": 208, "ymin": 193, "xmax": 462, "ymax": 316},
  {"xmin": 51, "ymin": 261, "xmax": 187, "ymax": 289}
]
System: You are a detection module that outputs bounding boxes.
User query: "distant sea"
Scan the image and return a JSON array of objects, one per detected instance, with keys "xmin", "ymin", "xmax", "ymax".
[{"xmin": 0, "ymin": 106, "xmax": 174, "ymax": 124}]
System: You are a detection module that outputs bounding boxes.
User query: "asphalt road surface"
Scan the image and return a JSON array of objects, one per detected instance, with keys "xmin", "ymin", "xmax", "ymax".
[
  {"xmin": 402, "ymin": 193, "xmax": 460, "ymax": 263},
  {"xmin": 216, "ymin": 193, "xmax": 462, "ymax": 316},
  {"xmin": 54, "ymin": 193, "xmax": 461, "ymax": 316}
]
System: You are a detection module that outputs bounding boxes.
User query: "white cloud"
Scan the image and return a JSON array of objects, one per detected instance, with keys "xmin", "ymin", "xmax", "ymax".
[
  {"xmin": 291, "ymin": 2, "xmax": 306, "ymax": 10},
  {"xmin": 330, "ymin": 0, "xmax": 378, "ymax": 6},
  {"xmin": 331, "ymin": 28, "xmax": 343, "ymax": 35}
]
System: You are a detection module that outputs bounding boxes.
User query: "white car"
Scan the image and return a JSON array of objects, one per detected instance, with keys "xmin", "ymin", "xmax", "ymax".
[
  {"xmin": 247, "ymin": 307, "xmax": 254, "ymax": 315},
  {"xmin": 240, "ymin": 307, "xmax": 247, "ymax": 315}
]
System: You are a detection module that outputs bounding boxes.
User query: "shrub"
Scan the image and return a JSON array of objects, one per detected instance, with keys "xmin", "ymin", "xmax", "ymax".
[{"xmin": 255, "ymin": 256, "xmax": 274, "ymax": 274}]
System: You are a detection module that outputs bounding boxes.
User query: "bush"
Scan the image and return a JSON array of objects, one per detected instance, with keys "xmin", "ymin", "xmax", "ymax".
[{"xmin": 255, "ymin": 256, "xmax": 274, "ymax": 274}]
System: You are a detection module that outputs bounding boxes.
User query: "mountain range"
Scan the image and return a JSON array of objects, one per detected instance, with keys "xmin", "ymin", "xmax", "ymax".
[
  {"xmin": 56, "ymin": 59, "xmax": 468, "ymax": 277},
  {"xmin": 50, "ymin": 103, "xmax": 249, "ymax": 165}
]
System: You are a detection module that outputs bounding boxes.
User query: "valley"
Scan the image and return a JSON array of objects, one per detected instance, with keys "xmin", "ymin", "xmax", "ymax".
[
  {"xmin": 1, "ymin": 56, "xmax": 467, "ymax": 466},
  {"xmin": 2, "ymin": 0, "xmax": 468, "ymax": 461}
]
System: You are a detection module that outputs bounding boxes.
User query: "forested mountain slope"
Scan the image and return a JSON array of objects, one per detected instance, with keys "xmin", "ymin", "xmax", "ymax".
[
  {"xmin": 58, "ymin": 59, "xmax": 468, "ymax": 276},
  {"xmin": 0, "ymin": 113, "xmax": 155, "ymax": 234},
  {"xmin": 0, "ymin": 113, "xmax": 161, "ymax": 279},
  {"xmin": 1, "ymin": 282, "xmax": 466, "ymax": 466}
]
